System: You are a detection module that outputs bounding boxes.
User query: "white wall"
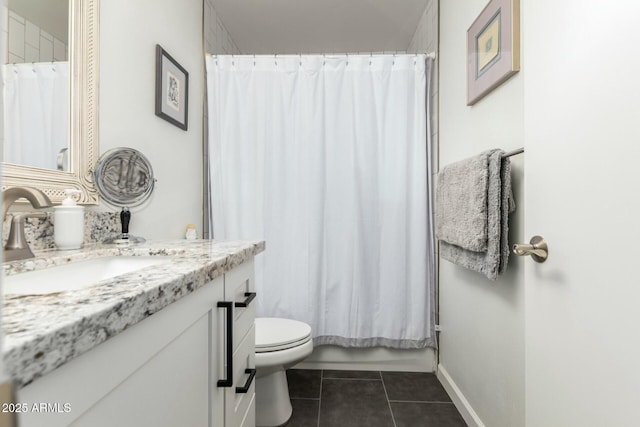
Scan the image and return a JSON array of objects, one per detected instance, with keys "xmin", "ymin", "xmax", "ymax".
[
  {"xmin": 437, "ymin": 1, "xmax": 525, "ymax": 426},
  {"xmin": 100, "ymin": 1, "xmax": 198, "ymax": 239},
  {"xmin": 99, "ymin": 0, "xmax": 203, "ymax": 240},
  {"xmin": 0, "ymin": 2, "xmax": 7, "ymax": 412},
  {"xmin": 0, "ymin": 0, "xmax": 6, "ymax": 161}
]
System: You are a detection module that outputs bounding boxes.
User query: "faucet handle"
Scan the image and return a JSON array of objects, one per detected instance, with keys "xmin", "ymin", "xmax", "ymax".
[
  {"xmin": 5, "ymin": 212, "xmax": 48, "ymax": 251},
  {"xmin": 3, "ymin": 187, "xmax": 53, "ymax": 261}
]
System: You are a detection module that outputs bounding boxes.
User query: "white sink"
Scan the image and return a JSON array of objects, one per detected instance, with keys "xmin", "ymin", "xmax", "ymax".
[{"xmin": 3, "ymin": 256, "xmax": 173, "ymax": 295}]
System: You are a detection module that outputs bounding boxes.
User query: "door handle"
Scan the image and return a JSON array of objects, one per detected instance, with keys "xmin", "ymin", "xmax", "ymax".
[
  {"xmin": 513, "ymin": 235, "xmax": 548, "ymax": 263},
  {"xmin": 216, "ymin": 301, "xmax": 233, "ymax": 387}
]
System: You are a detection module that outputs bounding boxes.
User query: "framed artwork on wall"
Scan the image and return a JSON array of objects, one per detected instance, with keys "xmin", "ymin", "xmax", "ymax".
[
  {"xmin": 467, "ymin": 0, "xmax": 520, "ymax": 106},
  {"xmin": 155, "ymin": 44, "xmax": 189, "ymax": 130}
]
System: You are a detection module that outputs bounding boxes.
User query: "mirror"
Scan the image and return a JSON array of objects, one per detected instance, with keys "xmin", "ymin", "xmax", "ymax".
[
  {"xmin": 5, "ymin": 0, "xmax": 69, "ymax": 171},
  {"xmin": 1, "ymin": 0, "xmax": 99, "ymax": 204}
]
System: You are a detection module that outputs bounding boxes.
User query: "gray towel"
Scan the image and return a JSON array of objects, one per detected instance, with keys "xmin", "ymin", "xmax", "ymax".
[
  {"xmin": 436, "ymin": 149, "xmax": 514, "ymax": 281},
  {"xmin": 435, "ymin": 151, "xmax": 491, "ymax": 252}
]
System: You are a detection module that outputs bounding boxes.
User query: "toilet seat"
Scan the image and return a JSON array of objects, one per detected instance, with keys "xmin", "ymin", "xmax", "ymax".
[{"xmin": 255, "ymin": 318, "xmax": 312, "ymax": 353}]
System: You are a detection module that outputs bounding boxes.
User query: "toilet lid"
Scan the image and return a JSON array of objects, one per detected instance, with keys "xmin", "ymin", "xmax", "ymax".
[{"xmin": 255, "ymin": 318, "xmax": 312, "ymax": 352}]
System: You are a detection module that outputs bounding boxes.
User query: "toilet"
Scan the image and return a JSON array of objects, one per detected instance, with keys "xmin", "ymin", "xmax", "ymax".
[{"xmin": 255, "ymin": 317, "xmax": 313, "ymax": 427}]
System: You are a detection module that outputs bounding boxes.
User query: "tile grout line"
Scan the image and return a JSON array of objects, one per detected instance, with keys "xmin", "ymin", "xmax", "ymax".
[
  {"xmin": 388, "ymin": 399, "xmax": 455, "ymax": 404},
  {"xmin": 317, "ymin": 369, "xmax": 324, "ymax": 427},
  {"xmin": 380, "ymin": 371, "xmax": 398, "ymax": 427},
  {"xmin": 321, "ymin": 377, "xmax": 382, "ymax": 381}
]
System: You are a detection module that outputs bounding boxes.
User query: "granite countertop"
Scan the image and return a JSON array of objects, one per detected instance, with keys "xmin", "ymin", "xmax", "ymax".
[{"xmin": 2, "ymin": 239, "xmax": 265, "ymax": 388}]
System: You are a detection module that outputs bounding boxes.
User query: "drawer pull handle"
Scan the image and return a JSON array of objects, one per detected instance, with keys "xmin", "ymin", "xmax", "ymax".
[
  {"xmin": 235, "ymin": 292, "xmax": 256, "ymax": 308},
  {"xmin": 216, "ymin": 301, "xmax": 233, "ymax": 387},
  {"xmin": 236, "ymin": 368, "xmax": 257, "ymax": 394}
]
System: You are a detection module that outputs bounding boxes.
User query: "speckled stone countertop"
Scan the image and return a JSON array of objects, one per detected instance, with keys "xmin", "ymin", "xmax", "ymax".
[{"xmin": 2, "ymin": 239, "xmax": 265, "ymax": 388}]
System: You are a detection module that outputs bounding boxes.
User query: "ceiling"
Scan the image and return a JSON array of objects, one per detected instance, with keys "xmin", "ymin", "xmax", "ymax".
[{"xmin": 210, "ymin": 0, "xmax": 430, "ymax": 54}]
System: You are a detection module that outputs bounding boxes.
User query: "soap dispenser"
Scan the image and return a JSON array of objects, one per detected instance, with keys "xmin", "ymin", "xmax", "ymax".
[{"xmin": 54, "ymin": 189, "xmax": 85, "ymax": 250}]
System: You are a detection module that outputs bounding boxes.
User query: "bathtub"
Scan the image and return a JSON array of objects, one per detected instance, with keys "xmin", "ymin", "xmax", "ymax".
[{"xmin": 295, "ymin": 346, "xmax": 435, "ymax": 372}]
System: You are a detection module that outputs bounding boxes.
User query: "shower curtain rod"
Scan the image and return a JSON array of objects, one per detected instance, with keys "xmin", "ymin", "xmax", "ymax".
[
  {"xmin": 502, "ymin": 147, "xmax": 524, "ymax": 158},
  {"xmin": 205, "ymin": 52, "xmax": 436, "ymax": 59}
]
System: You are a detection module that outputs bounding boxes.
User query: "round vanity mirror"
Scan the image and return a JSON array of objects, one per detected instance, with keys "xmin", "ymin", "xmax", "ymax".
[
  {"xmin": 93, "ymin": 147, "xmax": 155, "ymax": 244},
  {"xmin": 94, "ymin": 147, "xmax": 155, "ymax": 207}
]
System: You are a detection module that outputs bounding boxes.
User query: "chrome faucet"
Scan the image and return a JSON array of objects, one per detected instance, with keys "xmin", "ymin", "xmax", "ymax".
[{"xmin": 3, "ymin": 187, "xmax": 53, "ymax": 262}]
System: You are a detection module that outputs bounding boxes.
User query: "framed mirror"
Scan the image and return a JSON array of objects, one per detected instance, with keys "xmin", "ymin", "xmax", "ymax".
[{"xmin": 2, "ymin": 0, "xmax": 99, "ymax": 204}]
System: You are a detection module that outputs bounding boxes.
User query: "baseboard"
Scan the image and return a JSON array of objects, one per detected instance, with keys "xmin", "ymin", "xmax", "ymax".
[{"xmin": 437, "ymin": 364, "xmax": 485, "ymax": 427}]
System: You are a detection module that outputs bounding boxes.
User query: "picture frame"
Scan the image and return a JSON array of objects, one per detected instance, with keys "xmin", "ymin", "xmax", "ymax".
[
  {"xmin": 467, "ymin": 0, "xmax": 520, "ymax": 106},
  {"xmin": 155, "ymin": 44, "xmax": 189, "ymax": 130}
]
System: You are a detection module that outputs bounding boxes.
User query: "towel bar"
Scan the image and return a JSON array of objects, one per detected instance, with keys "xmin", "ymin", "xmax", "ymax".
[
  {"xmin": 502, "ymin": 147, "xmax": 524, "ymax": 158},
  {"xmin": 513, "ymin": 236, "xmax": 548, "ymax": 263}
]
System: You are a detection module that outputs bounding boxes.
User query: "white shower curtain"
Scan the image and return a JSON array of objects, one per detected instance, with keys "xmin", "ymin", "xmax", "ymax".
[
  {"xmin": 2, "ymin": 62, "xmax": 69, "ymax": 170},
  {"xmin": 206, "ymin": 54, "xmax": 435, "ymax": 348}
]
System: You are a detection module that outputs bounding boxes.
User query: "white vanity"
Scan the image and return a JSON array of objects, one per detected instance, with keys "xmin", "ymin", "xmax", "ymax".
[{"xmin": 2, "ymin": 240, "xmax": 263, "ymax": 427}]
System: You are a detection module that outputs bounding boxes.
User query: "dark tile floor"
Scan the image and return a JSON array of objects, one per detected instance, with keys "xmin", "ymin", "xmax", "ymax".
[{"xmin": 284, "ymin": 369, "xmax": 467, "ymax": 427}]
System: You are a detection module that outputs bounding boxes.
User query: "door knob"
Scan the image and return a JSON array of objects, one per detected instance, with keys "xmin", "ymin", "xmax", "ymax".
[{"xmin": 513, "ymin": 235, "xmax": 548, "ymax": 263}]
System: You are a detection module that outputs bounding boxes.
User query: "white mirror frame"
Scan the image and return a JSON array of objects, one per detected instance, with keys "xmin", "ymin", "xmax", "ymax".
[{"xmin": 2, "ymin": 0, "xmax": 100, "ymax": 204}]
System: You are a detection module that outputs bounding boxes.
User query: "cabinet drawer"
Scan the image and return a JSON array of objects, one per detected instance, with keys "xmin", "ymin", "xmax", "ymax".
[
  {"xmin": 226, "ymin": 325, "xmax": 256, "ymax": 427},
  {"xmin": 225, "ymin": 259, "xmax": 256, "ymax": 351}
]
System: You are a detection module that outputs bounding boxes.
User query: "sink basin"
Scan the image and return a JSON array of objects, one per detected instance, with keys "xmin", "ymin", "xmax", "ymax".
[{"xmin": 3, "ymin": 256, "xmax": 173, "ymax": 295}]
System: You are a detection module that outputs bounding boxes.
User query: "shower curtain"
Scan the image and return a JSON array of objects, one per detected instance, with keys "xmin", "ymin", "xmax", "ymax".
[
  {"xmin": 2, "ymin": 62, "xmax": 69, "ymax": 170},
  {"xmin": 206, "ymin": 54, "xmax": 436, "ymax": 349}
]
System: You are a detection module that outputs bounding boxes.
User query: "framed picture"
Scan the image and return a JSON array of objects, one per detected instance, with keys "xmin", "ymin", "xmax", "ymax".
[
  {"xmin": 155, "ymin": 45, "xmax": 189, "ymax": 130},
  {"xmin": 467, "ymin": 0, "xmax": 520, "ymax": 105}
]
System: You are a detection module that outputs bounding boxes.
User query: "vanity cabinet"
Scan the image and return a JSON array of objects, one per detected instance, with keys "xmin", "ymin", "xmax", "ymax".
[{"xmin": 16, "ymin": 259, "xmax": 256, "ymax": 427}]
